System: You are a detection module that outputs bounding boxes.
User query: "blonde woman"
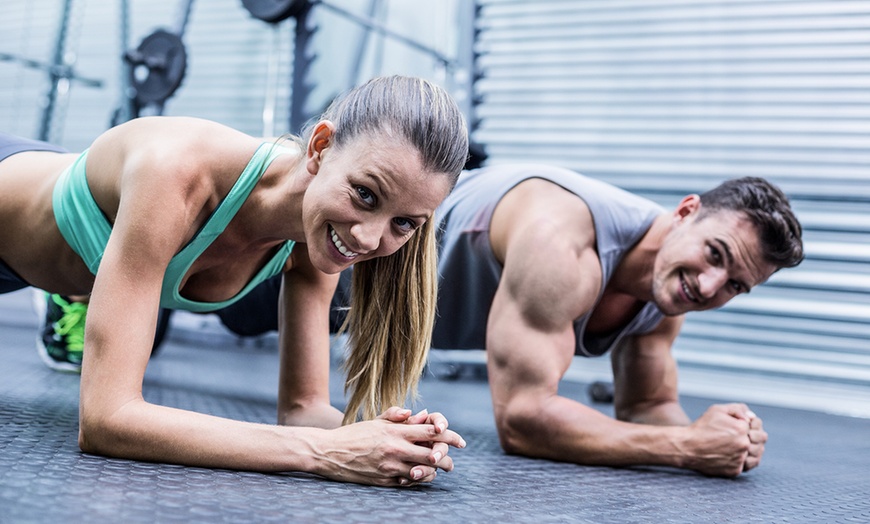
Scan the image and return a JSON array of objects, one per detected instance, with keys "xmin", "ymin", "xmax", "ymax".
[{"xmin": 0, "ymin": 76, "xmax": 468, "ymax": 486}]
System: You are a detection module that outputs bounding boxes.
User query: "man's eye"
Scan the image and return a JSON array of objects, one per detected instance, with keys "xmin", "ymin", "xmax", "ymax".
[{"xmin": 710, "ymin": 246, "xmax": 721, "ymax": 262}]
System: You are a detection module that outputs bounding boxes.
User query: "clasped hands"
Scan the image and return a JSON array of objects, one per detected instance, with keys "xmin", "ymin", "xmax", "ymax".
[
  {"xmin": 322, "ymin": 406, "xmax": 466, "ymax": 487},
  {"xmin": 377, "ymin": 406, "xmax": 467, "ymax": 486}
]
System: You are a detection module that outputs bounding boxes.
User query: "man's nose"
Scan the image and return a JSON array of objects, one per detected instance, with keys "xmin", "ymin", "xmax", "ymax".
[{"xmin": 698, "ymin": 267, "xmax": 728, "ymax": 299}]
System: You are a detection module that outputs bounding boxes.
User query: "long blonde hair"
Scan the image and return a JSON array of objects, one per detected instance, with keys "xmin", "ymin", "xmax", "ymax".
[
  {"xmin": 342, "ymin": 219, "xmax": 439, "ymax": 423},
  {"xmin": 300, "ymin": 76, "xmax": 468, "ymax": 424}
]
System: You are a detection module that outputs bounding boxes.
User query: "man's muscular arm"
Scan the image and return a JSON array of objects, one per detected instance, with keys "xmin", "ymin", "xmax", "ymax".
[{"xmin": 486, "ymin": 221, "xmax": 759, "ymax": 477}]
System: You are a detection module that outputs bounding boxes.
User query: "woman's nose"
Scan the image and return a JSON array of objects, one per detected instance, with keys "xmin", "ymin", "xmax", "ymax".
[{"xmin": 349, "ymin": 220, "xmax": 386, "ymax": 253}]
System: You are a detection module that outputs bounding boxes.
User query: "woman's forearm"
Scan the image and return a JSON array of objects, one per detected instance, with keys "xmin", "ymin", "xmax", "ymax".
[
  {"xmin": 79, "ymin": 398, "xmax": 322, "ymax": 473},
  {"xmin": 78, "ymin": 398, "xmax": 466, "ymax": 486}
]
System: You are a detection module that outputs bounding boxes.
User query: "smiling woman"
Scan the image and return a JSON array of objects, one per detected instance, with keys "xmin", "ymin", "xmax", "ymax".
[{"xmin": 0, "ymin": 76, "xmax": 469, "ymax": 487}]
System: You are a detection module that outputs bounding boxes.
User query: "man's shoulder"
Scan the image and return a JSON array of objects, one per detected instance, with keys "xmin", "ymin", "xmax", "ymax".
[{"xmin": 494, "ymin": 178, "xmax": 599, "ymax": 263}]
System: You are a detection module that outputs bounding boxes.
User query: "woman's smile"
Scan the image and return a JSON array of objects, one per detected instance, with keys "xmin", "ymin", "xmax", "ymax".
[{"xmin": 328, "ymin": 225, "xmax": 359, "ymax": 260}]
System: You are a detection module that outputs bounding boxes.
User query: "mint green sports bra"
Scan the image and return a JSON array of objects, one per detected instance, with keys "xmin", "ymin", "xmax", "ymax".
[{"xmin": 52, "ymin": 143, "xmax": 295, "ymax": 313}]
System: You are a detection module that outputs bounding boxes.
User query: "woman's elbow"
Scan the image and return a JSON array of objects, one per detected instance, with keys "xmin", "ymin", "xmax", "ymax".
[
  {"xmin": 77, "ymin": 400, "xmax": 131, "ymax": 455},
  {"xmin": 77, "ymin": 410, "xmax": 110, "ymax": 454}
]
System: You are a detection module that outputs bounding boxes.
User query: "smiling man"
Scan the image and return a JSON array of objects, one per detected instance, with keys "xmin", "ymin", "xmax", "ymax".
[{"xmin": 432, "ymin": 164, "xmax": 804, "ymax": 477}]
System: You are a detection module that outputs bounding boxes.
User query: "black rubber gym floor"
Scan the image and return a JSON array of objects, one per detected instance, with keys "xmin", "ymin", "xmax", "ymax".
[{"xmin": 2, "ymin": 288, "xmax": 869, "ymax": 524}]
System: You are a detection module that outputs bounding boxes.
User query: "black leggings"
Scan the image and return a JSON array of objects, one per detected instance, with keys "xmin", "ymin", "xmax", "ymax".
[
  {"xmin": 0, "ymin": 132, "xmax": 68, "ymax": 294},
  {"xmin": 213, "ymin": 270, "xmax": 352, "ymax": 337},
  {"xmin": 0, "ymin": 258, "xmax": 28, "ymax": 294}
]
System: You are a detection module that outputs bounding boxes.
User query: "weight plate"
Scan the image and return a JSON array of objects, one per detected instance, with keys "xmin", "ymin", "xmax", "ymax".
[
  {"xmin": 127, "ymin": 29, "xmax": 187, "ymax": 106},
  {"xmin": 242, "ymin": 0, "xmax": 308, "ymax": 23}
]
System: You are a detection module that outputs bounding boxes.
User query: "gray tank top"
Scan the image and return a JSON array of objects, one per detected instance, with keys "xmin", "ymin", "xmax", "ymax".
[{"xmin": 433, "ymin": 164, "xmax": 665, "ymax": 357}]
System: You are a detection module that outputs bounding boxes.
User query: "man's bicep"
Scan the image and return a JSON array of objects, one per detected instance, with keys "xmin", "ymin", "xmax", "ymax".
[
  {"xmin": 487, "ymin": 285, "xmax": 575, "ymax": 394},
  {"xmin": 486, "ymin": 252, "xmax": 587, "ymax": 400}
]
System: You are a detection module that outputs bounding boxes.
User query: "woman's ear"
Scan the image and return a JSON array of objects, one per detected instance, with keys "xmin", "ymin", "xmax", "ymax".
[{"xmin": 306, "ymin": 120, "xmax": 336, "ymax": 175}]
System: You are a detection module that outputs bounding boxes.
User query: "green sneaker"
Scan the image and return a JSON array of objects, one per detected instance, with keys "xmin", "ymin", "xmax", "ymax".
[{"xmin": 36, "ymin": 293, "xmax": 87, "ymax": 373}]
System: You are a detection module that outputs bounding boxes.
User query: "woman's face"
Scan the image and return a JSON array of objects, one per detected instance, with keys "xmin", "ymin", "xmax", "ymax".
[{"xmin": 301, "ymin": 128, "xmax": 453, "ymax": 274}]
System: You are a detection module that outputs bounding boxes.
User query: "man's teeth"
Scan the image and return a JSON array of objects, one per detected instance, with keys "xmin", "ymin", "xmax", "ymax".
[
  {"xmin": 682, "ymin": 278, "xmax": 696, "ymax": 301},
  {"xmin": 331, "ymin": 228, "xmax": 358, "ymax": 258}
]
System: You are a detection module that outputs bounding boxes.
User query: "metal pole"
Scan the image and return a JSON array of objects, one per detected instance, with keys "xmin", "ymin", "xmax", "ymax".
[
  {"xmin": 144, "ymin": 0, "xmax": 195, "ymax": 117},
  {"xmin": 262, "ymin": 24, "xmax": 281, "ymax": 137},
  {"xmin": 454, "ymin": 0, "xmax": 479, "ymax": 130},
  {"xmin": 175, "ymin": 0, "xmax": 196, "ymax": 37},
  {"xmin": 114, "ymin": 0, "xmax": 135, "ymax": 125},
  {"xmin": 348, "ymin": 0, "xmax": 382, "ymax": 84},
  {"xmin": 290, "ymin": 3, "xmax": 316, "ymax": 134},
  {"xmin": 38, "ymin": 0, "xmax": 74, "ymax": 141}
]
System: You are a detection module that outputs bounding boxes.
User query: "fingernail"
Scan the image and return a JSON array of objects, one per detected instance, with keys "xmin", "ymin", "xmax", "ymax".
[
  {"xmin": 432, "ymin": 451, "xmax": 442, "ymax": 463},
  {"xmin": 412, "ymin": 469, "xmax": 422, "ymax": 480},
  {"xmin": 438, "ymin": 422, "xmax": 446, "ymax": 432},
  {"xmin": 460, "ymin": 437, "xmax": 467, "ymax": 448},
  {"xmin": 747, "ymin": 410, "xmax": 757, "ymax": 419},
  {"xmin": 417, "ymin": 409, "xmax": 428, "ymax": 416},
  {"xmin": 398, "ymin": 478, "xmax": 408, "ymax": 486}
]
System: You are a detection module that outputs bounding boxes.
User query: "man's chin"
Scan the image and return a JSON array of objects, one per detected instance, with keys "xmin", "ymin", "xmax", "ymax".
[{"xmin": 652, "ymin": 296, "xmax": 687, "ymax": 316}]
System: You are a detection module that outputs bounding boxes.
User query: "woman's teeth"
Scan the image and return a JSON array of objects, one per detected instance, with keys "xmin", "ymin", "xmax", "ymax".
[{"xmin": 331, "ymin": 227, "xmax": 358, "ymax": 258}]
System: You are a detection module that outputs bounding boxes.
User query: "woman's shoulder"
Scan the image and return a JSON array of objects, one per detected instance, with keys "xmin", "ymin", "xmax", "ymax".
[
  {"xmin": 95, "ymin": 117, "xmax": 258, "ymax": 178},
  {"xmin": 105, "ymin": 116, "xmax": 254, "ymax": 153}
]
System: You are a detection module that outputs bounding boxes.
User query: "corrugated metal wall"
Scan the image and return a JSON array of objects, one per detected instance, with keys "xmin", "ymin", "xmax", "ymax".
[{"xmin": 473, "ymin": 0, "xmax": 870, "ymax": 414}]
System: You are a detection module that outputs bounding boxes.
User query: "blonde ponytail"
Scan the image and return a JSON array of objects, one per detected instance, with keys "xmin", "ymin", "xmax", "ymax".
[{"xmin": 341, "ymin": 219, "xmax": 438, "ymax": 423}]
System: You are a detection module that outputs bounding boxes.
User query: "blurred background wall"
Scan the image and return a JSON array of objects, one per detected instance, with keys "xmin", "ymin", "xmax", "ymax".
[{"xmin": 2, "ymin": 0, "xmax": 869, "ymax": 415}]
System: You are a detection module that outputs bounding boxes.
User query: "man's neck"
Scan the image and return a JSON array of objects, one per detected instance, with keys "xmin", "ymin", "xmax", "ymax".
[{"xmin": 608, "ymin": 213, "xmax": 671, "ymax": 302}]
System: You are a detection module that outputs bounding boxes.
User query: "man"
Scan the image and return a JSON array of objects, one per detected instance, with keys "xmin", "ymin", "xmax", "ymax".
[{"xmin": 431, "ymin": 163, "xmax": 803, "ymax": 477}]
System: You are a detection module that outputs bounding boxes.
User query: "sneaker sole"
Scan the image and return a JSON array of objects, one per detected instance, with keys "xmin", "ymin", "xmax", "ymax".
[
  {"xmin": 33, "ymin": 290, "xmax": 83, "ymax": 374},
  {"xmin": 35, "ymin": 335, "xmax": 82, "ymax": 374}
]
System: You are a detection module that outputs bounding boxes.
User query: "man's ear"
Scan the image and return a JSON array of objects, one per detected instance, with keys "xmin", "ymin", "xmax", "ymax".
[
  {"xmin": 673, "ymin": 194, "xmax": 701, "ymax": 223},
  {"xmin": 306, "ymin": 120, "xmax": 336, "ymax": 175}
]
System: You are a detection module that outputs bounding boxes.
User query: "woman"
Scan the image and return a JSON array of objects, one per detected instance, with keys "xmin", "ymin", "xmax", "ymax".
[{"xmin": 0, "ymin": 76, "xmax": 468, "ymax": 486}]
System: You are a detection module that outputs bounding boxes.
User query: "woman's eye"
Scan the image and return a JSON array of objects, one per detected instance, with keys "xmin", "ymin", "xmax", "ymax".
[
  {"xmin": 393, "ymin": 217, "xmax": 415, "ymax": 232},
  {"xmin": 356, "ymin": 186, "xmax": 375, "ymax": 206}
]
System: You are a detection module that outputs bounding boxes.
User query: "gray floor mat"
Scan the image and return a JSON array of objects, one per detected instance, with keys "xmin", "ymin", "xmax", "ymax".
[{"xmin": 2, "ymin": 290, "xmax": 869, "ymax": 523}]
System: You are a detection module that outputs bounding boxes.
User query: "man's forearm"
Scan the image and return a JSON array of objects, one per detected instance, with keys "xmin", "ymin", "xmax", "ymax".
[
  {"xmin": 498, "ymin": 394, "xmax": 691, "ymax": 470},
  {"xmin": 616, "ymin": 399, "xmax": 691, "ymax": 427}
]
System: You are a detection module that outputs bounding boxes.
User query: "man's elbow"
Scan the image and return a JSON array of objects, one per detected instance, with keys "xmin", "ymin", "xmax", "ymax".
[{"xmin": 495, "ymin": 403, "xmax": 539, "ymax": 456}]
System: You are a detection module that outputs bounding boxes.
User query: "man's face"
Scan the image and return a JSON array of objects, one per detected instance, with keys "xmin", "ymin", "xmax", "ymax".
[{"xmin": 651, "ymin": 207, "xmax": 778, "ymax": 316}]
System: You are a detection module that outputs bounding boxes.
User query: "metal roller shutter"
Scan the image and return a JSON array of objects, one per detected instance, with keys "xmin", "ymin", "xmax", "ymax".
[{"xmin": 472, "ymin": 0, "xmax": 870, "ymax": 415}]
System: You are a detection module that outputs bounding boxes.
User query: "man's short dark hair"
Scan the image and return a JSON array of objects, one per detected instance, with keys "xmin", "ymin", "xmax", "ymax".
[{"xmin": 698, "ymin": 177, "xmax": 804, "ymax": 270}]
